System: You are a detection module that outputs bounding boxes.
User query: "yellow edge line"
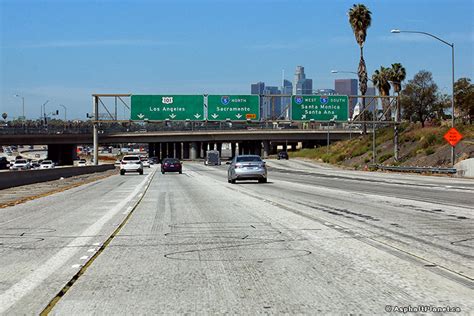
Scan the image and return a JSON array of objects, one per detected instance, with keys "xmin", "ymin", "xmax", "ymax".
[{"xmin": 39, "ymin": 169, "xmax": 156, "ymax": 315}]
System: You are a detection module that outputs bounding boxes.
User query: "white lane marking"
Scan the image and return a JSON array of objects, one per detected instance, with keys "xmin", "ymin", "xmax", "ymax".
[
  {"xmin": 87, "ymin": 249, "xmax": 95, "ymax": 253},
  {"xmin": 80, "ymin": 256, "xmax": 89, "ymax": 260},
  {"xmin": 71, "ymin": 264, "xmax": 81, "ymax": 269},
  {"xmin": 0, "ymin": 170, "xmax": 155, "ymax": 313},
  {"xmin": 92, "ymin": 242, "xmax": 100, "ymax": 246}
]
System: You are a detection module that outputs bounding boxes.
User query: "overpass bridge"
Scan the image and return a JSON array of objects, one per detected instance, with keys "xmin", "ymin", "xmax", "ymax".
[{"xmin": 0, "ymin": 127, "xmax": 361, "ymax": 165}]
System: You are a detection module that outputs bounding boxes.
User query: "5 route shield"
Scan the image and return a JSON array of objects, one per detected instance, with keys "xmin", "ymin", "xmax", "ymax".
[{"xmin": 131, "ymin": 95, "xmax": 204, "ymax": 121}]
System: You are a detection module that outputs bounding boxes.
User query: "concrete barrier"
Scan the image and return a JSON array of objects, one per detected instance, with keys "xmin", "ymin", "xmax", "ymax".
[
  {"xmin": 455, "ymin": 158, "xmax": 474, "ymax": 178},
  {"xmin": 0, "ymin": 164, "xmax": 116, "ymax": 190}
]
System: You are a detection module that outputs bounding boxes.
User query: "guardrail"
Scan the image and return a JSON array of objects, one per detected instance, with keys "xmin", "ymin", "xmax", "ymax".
[{"xmin": 375, "ymin": 165, "xmax": 457, "ymax": 174}]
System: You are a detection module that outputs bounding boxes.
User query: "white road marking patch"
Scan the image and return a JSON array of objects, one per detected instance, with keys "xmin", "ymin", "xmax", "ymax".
[
  {"xmin": 87, "ymin": 249, "xmax": 95, "ymax": 253},
  {"xmin": 0, "ymin": 170, "xmax": 155, "ymax": 313},
  {"xmin": 92, "ymin": 243, "xmax": 100, "ymax": 246},
  {"xmin": 71, "ymin": 264, "xmax": 81, "ymax": 269},
  {"xmin": 80, "ymin": 256, "xmax": 89, "ymax": 260}
]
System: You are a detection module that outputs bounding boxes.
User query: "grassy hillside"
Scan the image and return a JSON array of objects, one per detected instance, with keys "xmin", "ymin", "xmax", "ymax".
[{"xmin": 289, "ymin": 123, "xmax": 474, "ymax": 169}]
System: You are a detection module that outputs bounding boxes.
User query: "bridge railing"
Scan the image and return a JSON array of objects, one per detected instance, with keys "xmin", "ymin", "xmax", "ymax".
[{"xmin": 0, "ymin": 121, "xmax": 372, "ymax": 135}]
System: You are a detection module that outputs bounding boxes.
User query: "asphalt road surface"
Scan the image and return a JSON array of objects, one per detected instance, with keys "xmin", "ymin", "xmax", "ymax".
[{"xmin": 0, "ymin": 160, "xmax": 472, "ymax": 314}]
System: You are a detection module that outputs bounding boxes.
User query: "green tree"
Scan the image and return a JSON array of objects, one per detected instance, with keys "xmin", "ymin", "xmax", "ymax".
[
  {"xmin": 454, "ymin": 77, "xmax": 474, "ymax": 124},
  {"xmin": 372, "ymin": 66, "xmax": 392, "ymax": 120},
  {"xmin": 389, "ymin": 63, "xmax": 406, "ymax": 94},
  {"xmin": 348, "ymin": 3, "xmax": 372, "ymax": 132},
  {"xmin": 400, "ymin": 70, "xmax": 439, "ymax": 127}
]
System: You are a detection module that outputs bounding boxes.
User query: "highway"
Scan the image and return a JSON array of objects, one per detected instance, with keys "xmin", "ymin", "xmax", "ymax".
[{"xmin": 0, "ymin": 160, "xmax": 472, "ymax": 314}]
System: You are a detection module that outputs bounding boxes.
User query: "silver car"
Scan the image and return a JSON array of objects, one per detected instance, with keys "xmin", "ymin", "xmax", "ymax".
[{"xmin": 227, "ymin": 155, "xmax": 267, "ymax": 184}]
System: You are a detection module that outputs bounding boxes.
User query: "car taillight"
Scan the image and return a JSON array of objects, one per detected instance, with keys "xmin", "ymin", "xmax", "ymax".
[
  {"xmin": 121, "ymin": 161, "xmax": 127, "ymax": 165},
  {"xmin": 235, "ymin": 163, "xmax": 242, "ymax": 169},
  {"xmin": 164, "ymin": 163, "xmax": 169, "ymax": 166}
]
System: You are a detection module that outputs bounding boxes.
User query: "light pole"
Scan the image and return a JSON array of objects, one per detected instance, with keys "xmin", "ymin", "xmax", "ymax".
[
  {"xmin": 14, "ymin": 94, "xmax": 25, "ymax": 119},
  {"xmin": 58, "ymin": 104, "xmax": 67, "ymax": 121},
  {"xmin": 391, "ymin": 29, "xmax": 455, "ymax": 166},
  {"xmin": 42, "ymin": 100, "xmax": 49, "ymax": 125}
]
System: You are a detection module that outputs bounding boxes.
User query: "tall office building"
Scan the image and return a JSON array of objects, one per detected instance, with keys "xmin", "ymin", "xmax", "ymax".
[
  {"xmin": 251, "ymin": 82, "xmax": 265, "ymax": 95},
  {"xmin": 262, "ymin": 86, "xmax": 282, "ymax": 120},
  {"xmin": 365, "ymin": 86, "xmax": 376, "ymax": 113},
  {"xmin": 335, "ymin": 79, "xmax": 358, "ymax": 113},
  {"xmin": 293, "ymin": 66, "xmax": 313, "ymax": 94},
  {"xmin": 281, "ymin": 79, "xmax": 292, "ymax": 119}
]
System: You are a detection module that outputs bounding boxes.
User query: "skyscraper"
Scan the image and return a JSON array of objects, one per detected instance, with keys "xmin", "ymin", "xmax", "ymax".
[
  {"xmin": 281, "ymin": 79, "xmax": 292, "ymax": 119},
  {"xmin": 262, "ymin": 86, "xmax": 282, "ymax": 120},
  {"xmin": 293, "ymin": 66, "xmax": 313, "ymax": 94},
  {"xmin": 251, "ymin": 82, "xmax": 265, "ymax": 95},
  {"xmin": 335, "ymin": 79, "xmax": 358, "ymax": 114}
]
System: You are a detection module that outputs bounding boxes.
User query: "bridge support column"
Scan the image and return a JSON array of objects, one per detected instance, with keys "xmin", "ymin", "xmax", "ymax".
[
  {"xmin": 262, "ymin": 141, "xmax": 270, "ymax": 158},
  {"xmin": 238, "ymin": 143, "xmax": 243, "ymax": 155},
  {"xmin": 183, "ymin": 142, "xmax": 190, "ymax": 160},
  {"xmin": 231, "ymin": 142, "xmax": 237, "ymax": 159},
  {"xmin": 190, "ymin": 142, "xmax": 198, "ymax": 160},
  {"xmin": 47, "ymin": 144, "xmax": 76, "ymax": 166},
  {"xmin": 161, "ymin": 143, "xmax": 168, "ymax": 160},
  {"xmin": 201, "ymin": 142, "xmax": 208, "ymax": 157},
  {"xmin": 216, "ymin": 143, "xmax": 222, "ymax": 157},
  {"xmin": 148, "ymin": 143, "xmax": 155, "ymax": 157},
  {"xmin": 175, "ymin": 142, "xmax": 182, "ymax": 160}
]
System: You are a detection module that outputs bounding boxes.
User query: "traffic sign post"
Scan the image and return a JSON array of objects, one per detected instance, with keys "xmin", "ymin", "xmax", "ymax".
[
  {"xmin": 291, "ymin": 95, "xmax": 349, "ymax": 121},
  {"xmin": 207, "ymin": 95, "xmax": 259, "ymax": 121},
  {"xmin": 443, "ymin": 127, "xmax": 463, "ymax": 147},
  {"xmin": 131, "ymin": 95, "xmax": 204, "ymax": 121}
]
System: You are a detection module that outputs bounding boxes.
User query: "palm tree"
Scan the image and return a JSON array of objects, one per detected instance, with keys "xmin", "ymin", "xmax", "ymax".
[
  {"xmin": 348, "ymin": 4, "xmax": 372, "ymax": 133},
  {"xmin": 372, "ymin": 66, "xmax": 392, "ymax": 120},
  {"xmin": 389, "ymin": 63, "xmax": 406, "ymax": 94}
]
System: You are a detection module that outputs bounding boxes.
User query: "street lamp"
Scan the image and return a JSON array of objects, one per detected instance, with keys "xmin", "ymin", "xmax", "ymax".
[
  {"xmin": 391, "ymin": 29, "xmax": 455, "ymax": 166},
  {"xmin": 58, "ymin": 104, "xmax": 67, "ymax": 121},
  {"xmin": 14, "ymin": 94, "xmax": 25, "ymax": 119}
]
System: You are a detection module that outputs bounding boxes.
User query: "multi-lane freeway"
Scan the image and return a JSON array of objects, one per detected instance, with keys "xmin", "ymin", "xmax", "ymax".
[{"xmin": 0, "ymin": 160, "xmax": 473, "ymax": 314}]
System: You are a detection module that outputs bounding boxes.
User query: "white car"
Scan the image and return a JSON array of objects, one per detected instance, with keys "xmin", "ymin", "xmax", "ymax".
[
  {"xmin": 10, "ymin": 159, "xmax": 30, "ymax": 170},
  {"xmin": 77, "ymin": 159, "xmax": 87, "ymax": 167},
  {"xmin": 141, "ymin": 158, "xmax": 150, "ymax": 168},
  {"xmin": 40, "ymin": 160, "xmax": 55, "ymax": 169},
  {"xmin": 120, "ymin": 155, "xmax": 143, "ymax": 175}
]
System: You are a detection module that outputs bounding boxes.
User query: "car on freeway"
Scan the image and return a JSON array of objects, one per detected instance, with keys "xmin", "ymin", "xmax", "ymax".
[
  {"xmin": 30, "ymin": 160, "xmax": 41, "ymax": 169},
  {"xmin": 141, "ymin": 157, "xmax": 151, "ymax": 168},
  {"xmin": 161, "ymin": 158, "xmax": 182, "ymax": 174},
  {"xmin": 205, "ymin": 150, "xmax": 221, "ymax": 166},
  {"xmin": 10, "ymin": 159, "xmax": 30, "ymax": 170},
  {"xmin": 0, "ymin": 157, "xmax": 10, "ymax": 170},
  {"xmin": 39, "ymin": 160, "xmax": 55, "ymax": 169},
  {"xmin": 277, "ymin": 151, "xmax": 289, "ymax": 160},
  {"xmin": 227, "ymin": 155, "xmax": 267, "ymax": 184},
  {"xmin": 114, "ymin": 159, "xmax": 121, "ymax": 167},
  {"xmin": 77, "ymin": 159, "xmax": 87, "ymax": 167},
  {"xmin": 120, "ymin": 155, "xmax": 143, "ymax": 175}
]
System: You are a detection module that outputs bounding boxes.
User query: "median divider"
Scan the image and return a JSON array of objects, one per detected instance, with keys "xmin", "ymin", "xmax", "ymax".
[{"xmin": 0, "ymin": 165, "xmax": 116, "ymax": 190}]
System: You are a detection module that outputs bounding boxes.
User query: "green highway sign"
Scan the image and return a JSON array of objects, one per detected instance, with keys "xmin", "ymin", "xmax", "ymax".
[
  {"xmin": 207, "ymin": 95, "xmax": 260, "ymax": 121},
  {"xmin": 131, "ymin": 95, "xmax": 204, "ymax": 121},
  {"xmin": 291, "ymin": 95, "xmax": 349, "ymax": 121}
]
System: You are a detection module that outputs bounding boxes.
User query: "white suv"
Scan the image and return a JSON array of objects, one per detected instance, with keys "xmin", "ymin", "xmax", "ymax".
[{"xmin": 120, "ymin": 155, "xmax": 143, "ymax": 175}]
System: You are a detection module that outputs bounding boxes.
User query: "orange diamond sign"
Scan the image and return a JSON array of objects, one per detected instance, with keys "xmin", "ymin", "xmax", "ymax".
[{"xmin": 444, "ymin": 127, "xmax": 463, "ymax": 147}]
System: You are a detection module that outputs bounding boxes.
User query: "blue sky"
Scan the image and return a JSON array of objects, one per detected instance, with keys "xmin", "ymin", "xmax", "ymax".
[{"xmin": 1, "ymin": 0, "xmax": 473, "ymax": 120}]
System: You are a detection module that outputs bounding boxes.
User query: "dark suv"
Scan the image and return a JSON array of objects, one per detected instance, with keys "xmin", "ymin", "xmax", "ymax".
[
  {"xmin": 161, "ymin": 158, "xmax": 182, "ymax": 174},
  {"xmin": 0, "ymin": 157, "xmax": 9, "ymax": 170},
  {"xmin": 277, "ymin": 151, "xmax": 289, "ymax": 160}
]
